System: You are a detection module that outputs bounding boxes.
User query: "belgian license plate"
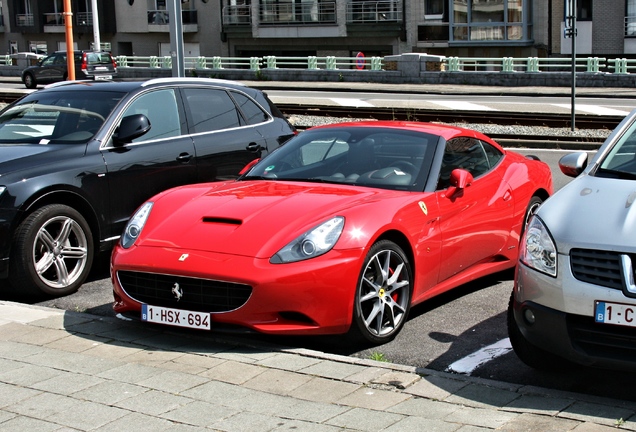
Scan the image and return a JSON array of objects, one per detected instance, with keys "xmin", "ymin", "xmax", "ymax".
[
  {"xmin": 141, "ymin": 304, "xmax": 211, "ymax": 330},
  {"xmin": 94, "ymin": 75, "xmax": 111, "ymax": 80},
  {"xmin": 594, "ymin": 301, "xmax": 636, "ymax": 327}
]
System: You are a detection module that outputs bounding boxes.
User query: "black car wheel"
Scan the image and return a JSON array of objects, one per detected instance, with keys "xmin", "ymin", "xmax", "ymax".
[
  {"xmin": 507, "ymin": 293, "xmax": 567, "ymax": 371},
  {"xmin": 23, "ymin": 72, "xmax": 37, "ymax": 89},
  {"xmin": 9, "ymin": 204, "xmax": 94, "ymax": 297},
  {"xmin": 351, "ymin": 240, "xmax": 412, "ymax": 344}
]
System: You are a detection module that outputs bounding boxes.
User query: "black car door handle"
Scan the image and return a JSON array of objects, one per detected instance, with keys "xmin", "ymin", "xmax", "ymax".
[
  {"xmin": 176, "ymin": 153, "xmax": 193, "ymax": 163},
  {"xmin": 246, "ymin": 142, "xmax": 263, "ymax": 152}
]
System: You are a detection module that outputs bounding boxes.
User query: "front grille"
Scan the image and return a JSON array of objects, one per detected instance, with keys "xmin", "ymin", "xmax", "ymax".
[
  {"xmin": 568, "ymin": 314, "xmax": 636, "ymax": 361},
  {"xmin": 570, "ymin": 249, "xmax": 623, "ymax": 290},
  {"xmin": 117, "ymin": 270, "xmax": 252, "ymax": 313}
]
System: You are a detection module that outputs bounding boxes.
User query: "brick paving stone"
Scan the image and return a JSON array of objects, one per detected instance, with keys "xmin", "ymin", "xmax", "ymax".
[
  {"xmin": 45, "ymin": 399, "xmax": 129, "ymax": 430},
  {"xmin": 344, "ymin": 366, "xmax": 392, "ymax": 384},
  {"xmin": 31, "ymin": 371, "xmax": 105, "ymax": 395},
  {"xmin": 93, "ymin": 411, "xmax": 177, "ymax": 432},
  {"xmin": 497, "ymin": 412, "xmax": 582, "ymax": 432},
  {"xmin": 371, "ymin": 371, "xmax": 421, "ymax": 389},
  {"xmin": 558, "ymin": 401, "xmax": 636, "ymax": 427},
  {"xmin": 404, "ymin": 374, "xmax": 469, "ymax": 400},
  {"xmin": 256, "ymin": 351, "xmax": 322, "ymax": 371},
  {"xmin": 0, "ymin": 322, "xmax": 43, "ymax": 342},
  {"xmin": 213, "ymin": 346, "xmax": 280, "ymax": 364},
  {"xmin": 200, "ymin": 359, "xmax": 265, "ymax": 384},
  {"xmin": 276, "ymin": 398, "xmax": 351, "ymax": 423},
  {"xmin": 288, "ymin": 376, "xmax": 360, "ymax": 403},
  {"xmin": 114, "ymin": 389, "xmax": 193, "ymax": 416},
  {"xmin": 97, "ymin": 362, "xmax": 163, "ymax": 383},
  {"xmin": 444, "ymin": 405, "xmax": 519, "ymax": 429},
  {"xmin": 0, "ymin": 363, "xmax": 64, "ymax": 387},
  {"xmin": 9, "ymin": 326, "xmax": 68, "ymax": 346},
  {"xmin": 161, "ymin": 400, "xmax": 240, "ymax": 427},
  {"xmin": 387, "ymin": 397, "xmax": 460, "ymax": 419},
  {"xmin": 120, "ymin": 348, "xmax": 185, "ymax": 367},
  {"xmin": 0, "ymin": 382, "xmax": 42, "ymax": 408},
  {"xmin": 44, "ymin": 333, "xmax": 111, "ymax": 353},
  {"xmin": 382, "ymin": 415, "xmax": 461, "ymax": 432},
  {"xmin": 326, "ymin": 406, "xmax": 405, "ymax": 431},
  {"xmin": 71, "ymin": 380, "xmax": 148, "ymax": 405},
  {"xmin": 336, "ymin": 386, "xmax": 412, "ymax": 411},
  {"xmin": 211, "ymin": 410, "xmax": 290, "ymax": 432},
  {"xmin": 25, "ymin": 348, "xmax": 124, "ymax": 375},
  {"xmin": 444, "ymin": 383, "xmax": 521, "ymax": 409},
  {"xmin": 242, "ymin": 368, "xmax": 313, "ymax": 395},
  {"xmin": 0, "ymin": 415, "xmax": 64, "ymax": 431},
  {"xmin": 300, "ymin": 359, "xmax": 370, "ymax": 381},
  {"xmin": 5, "ymin": 392, "xmax": 80, "ymax": 419},
  {"xmin": 136, "ymin": 369, "xmax": 210, "ymax": 393},
  {"xmin": 81, "ymin": 340, "xmax": 145, "ymax": 359},
  {"xmin": 572, "ymin": 422, "xmax": 628, "ymax": 432},
  {"xmin": 270, "ymin": 419, "xmax": 346, "ymax": 431},
  {"xmin": 180, "ymin": 380, "xmax": 257, "ymax": 406},
  {"xmin": 502, "ymin": 394, "xmax": 575, "ymax": 416}
]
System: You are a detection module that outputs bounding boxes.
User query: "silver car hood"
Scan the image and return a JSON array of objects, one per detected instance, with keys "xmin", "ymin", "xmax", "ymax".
[{"xmin": 539, "ymin": 173, "xmax": 636, "ymax": 254}]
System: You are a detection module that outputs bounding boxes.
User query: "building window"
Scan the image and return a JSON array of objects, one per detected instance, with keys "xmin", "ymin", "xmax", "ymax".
[
  {"xmin": 628, "ymin": 0, "xmax": 636, "ymax": 36},
  {"xmin": 425, "ymin": 0, "xmax": 444, "ymax": 18},
  {"xmin": 450, "ymin": 0, "xmax": 528, "ymax": 43}
]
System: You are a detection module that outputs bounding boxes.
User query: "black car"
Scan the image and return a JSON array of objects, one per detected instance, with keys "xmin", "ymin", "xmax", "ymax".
[
  {"xmin": 0, "ymin": 78, "xmax": 296, "ymax": 296},
  {"xmin": 21, "ymin": 50, "xmax": 117, "ymax": 89}
]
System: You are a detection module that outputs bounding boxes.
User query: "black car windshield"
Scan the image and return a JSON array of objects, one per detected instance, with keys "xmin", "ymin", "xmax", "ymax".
[
  {"xmin": 242, "ymin": 127, "xmax": 437, "ymax": 191},
  {"xmin": 0, "ymin": 90, "xmax": 125, "ymax": 144}
]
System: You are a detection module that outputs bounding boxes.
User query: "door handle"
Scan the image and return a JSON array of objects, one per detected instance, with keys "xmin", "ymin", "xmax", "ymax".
[
  {"xmin": 176, "ymin": 153, "xmax": 193, "ymax": 163},
  {"xmin": 246, "ymin": 142, "xmax": 263, "ymax": 152}
]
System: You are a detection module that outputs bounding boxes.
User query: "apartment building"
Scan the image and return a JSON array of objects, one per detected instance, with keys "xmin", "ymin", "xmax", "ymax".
[{"xmin": 0, "ymin": 0, "xmax": 633, "ymax": 60}]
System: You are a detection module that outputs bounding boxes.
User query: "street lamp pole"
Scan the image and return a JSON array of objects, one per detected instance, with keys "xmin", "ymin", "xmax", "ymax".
[
  {"xmin": 63, "ymin": 0, "xmax": 75, "ymax": 80},
  {"xmin": 168, "ymin": 0, "xmax": 185, "ymax": 77},
  {"xmin": 91, "ymin": 0, "xmax": 101, "ymax": 51}
]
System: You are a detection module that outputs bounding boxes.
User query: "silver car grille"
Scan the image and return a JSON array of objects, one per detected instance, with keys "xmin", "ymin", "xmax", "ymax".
[{"xmin": 570, "ymin": 249, "xmax": 623, "ymax": 290}]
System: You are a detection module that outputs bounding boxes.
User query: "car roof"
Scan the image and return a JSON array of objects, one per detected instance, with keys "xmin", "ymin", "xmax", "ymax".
[
  {"xmin": 41, "ymin": 77, "xmax": 250, "ymax": 93},
  {"xmin": 309, "ymin": 120, "xmax": 491, "ymax": 141}
]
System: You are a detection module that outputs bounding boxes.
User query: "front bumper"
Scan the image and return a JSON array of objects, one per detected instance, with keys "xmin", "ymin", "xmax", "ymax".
[
  {"xmin": 514, "ymin": 258, "xmax": 636, "ymax": 370},
  {"xmin": 112, "ymin": 244, "xmax": 363, "ymax": 336}
]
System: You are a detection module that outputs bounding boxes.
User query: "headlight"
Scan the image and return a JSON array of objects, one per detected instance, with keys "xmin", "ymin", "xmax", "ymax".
[
  {"xmin": 0, "ymin": 186, "xmax": 6, "ymax": 197},
  {"xmin": 121, "ymin": 202, "xmax": 153, "ymax": 249},
  {"xmin": 520, "ymin": 215, "xmax": 557, "ymax": 277},
  {"xmin": 271, "ymin": 216, "xmax": 344, "ymax": 264}
]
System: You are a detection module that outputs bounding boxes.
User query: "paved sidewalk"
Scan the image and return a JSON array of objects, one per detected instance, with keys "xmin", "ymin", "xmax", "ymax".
[{"xmin": 0, "ymin": 301, "xmax": 635, "ymax": 431}]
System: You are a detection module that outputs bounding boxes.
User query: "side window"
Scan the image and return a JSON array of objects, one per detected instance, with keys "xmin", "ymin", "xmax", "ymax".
[
  {"xmin": 54, "ymin": 54, "xmax": 66, "ymax": 65},
  {"xmin": 41, "ymin": 55, "xmax": 56, "ymax": 66},
  {"xmin": 182, "ymin": 88, "xmax": 242, "ymax": 133},
  {"xmin": 121, "ymin": 89, "xmax": 182, "ymax": 142},
  {"xmin": 438, "ymin": 137, "xmax": 491, "ymax": 189},
  {"xmin": 230, "ymin": 91, "xmax": 269, "ymax": 125},
  {"xmin": 482, "ymin": 141, "xmax": 503, "ymax": 168}
]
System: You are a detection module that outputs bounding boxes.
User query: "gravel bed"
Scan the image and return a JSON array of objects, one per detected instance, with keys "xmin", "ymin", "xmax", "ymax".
[{"xmin": 288, "ymin": 115, "xmax": 612, "ymax": 139}]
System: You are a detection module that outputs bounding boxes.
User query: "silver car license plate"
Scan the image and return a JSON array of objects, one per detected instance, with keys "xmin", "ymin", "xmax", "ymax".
[{"xmin": 594, "ymin": 300, "xmax": 636, "ymax": 327}]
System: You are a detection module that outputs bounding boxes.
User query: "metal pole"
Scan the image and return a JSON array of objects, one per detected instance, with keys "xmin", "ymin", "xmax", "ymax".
[
  {"xmin": 570, "ymin": 1, "xmax": 576, "ymax": 131},
  {"xmin": 91, "ymin": 0, "xmax": 101, "ymax": 51},
  {"xmin": 63, "ymin": 0, "xmax": 75, "ymax": 80},
  {"xmin": 168, "ymin": 0, "xmax": 185, "ymax": 77}
]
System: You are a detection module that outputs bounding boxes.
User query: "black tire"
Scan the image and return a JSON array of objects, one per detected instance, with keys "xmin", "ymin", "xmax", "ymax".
[
  {"xmin": 9, "ymin": 204, "xmax": 94, "ymax": 297},
  {"xmin": 351, "ymin": 240, "xmax": 413, "ymax": 344},
  {"xmin": 507, "ymin": 293, "xmax": 567, "ymax": 371},
  {"xmin": 523, "ymin": 196, "xmax": 543, "ymax": 235},
  {"xmin": 23, "ymin": 73, "xmax": 37, "ymax": 89}
]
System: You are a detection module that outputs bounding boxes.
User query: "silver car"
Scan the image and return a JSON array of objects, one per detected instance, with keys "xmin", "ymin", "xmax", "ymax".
[{"xmin": 509, "ymin": 109, "xmax": 636, "ymax": 371}]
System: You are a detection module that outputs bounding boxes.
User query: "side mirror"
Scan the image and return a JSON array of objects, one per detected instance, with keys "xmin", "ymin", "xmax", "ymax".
[
  {"xmin": 113, "ymin": 114, "xmax": 151, "ymax": 145},
  {"xmin": 445, "ymin": 168, "xmax": 473, "ymax": 198},
  {"xmin": 559, "ymin": 152, "xmax": 588, "ymax": 178}
]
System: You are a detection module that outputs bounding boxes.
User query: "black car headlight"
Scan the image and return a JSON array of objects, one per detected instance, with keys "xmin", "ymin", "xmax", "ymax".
[
  {"xmin": 121, "ymin": 202, "xmax": 153, "ymax": 249},
  {"xmin": 520, "ymin": 215, "xmax": 557, "ymax": 277},
  {"xmin": 271, "ymin": 216, "xmax": 344, "ymax": 264}
]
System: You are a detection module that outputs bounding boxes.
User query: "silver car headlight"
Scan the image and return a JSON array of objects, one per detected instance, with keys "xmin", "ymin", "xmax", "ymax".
[
  {"xmin": 520, "ymin": 215, "xmax": 557, "ymax": 277},
  {"xmin": 0, "ymin": 186, "xmax": 5, "ymax": 198},
  {"xmin": 271, "ymin": 216, "xmax": 344, "ymax": 264},
  {"xmin": 121, "ymin": 202, "xmax": 153, "ymax": 249}
]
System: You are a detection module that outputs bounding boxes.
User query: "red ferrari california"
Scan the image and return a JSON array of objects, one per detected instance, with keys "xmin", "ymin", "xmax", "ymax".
[{"xmin": 112, "ymin": 121, "xmax": 553, "ymax": 344}]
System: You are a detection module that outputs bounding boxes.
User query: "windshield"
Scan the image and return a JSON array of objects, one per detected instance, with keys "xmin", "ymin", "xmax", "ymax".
[
  {"xmin": 243, "ymin": 127, "xmax": 438, "ymax": 191},
  {"xmin": 598, "ymin": 120, "xmax": 636, "ymax": 179},
  {"xmin": 0, "ymin": 90, "xmax": 125, "ymax": 144}
]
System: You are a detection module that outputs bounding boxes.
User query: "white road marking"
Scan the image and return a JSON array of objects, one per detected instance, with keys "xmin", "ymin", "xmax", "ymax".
[
  {"xmin": 330, "ymin": 98, "xmax": 374, "ymax": 107},
  {"xmin": 552, "ymin": 104, "xmax": 630, "ymax": 116},
  {"xmin": 428, "ymin": 100, "xmax": 498, "ymax": 111},
  {"xmin": 445, "ymin": 338, "xmax": 512, "ymax": 375}
]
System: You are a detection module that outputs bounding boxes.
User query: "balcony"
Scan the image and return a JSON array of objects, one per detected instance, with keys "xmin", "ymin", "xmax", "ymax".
[
  {"xmin": 259, "ymin": 2, "xmax": 336, "ymax": 25},
  {"xmin": 147, "ymin": 9, "xmax": 198, "ymax": 32},
  {"xmin": 16, "ymin": 13, "xmax": 34, "ymax": 27},
  {"xmin": 346, "ymin": 0, "xmax": 402, "ymax": 23},
  {"xmin": 223, "ymin": 5, "xmax": 251, "ymax": 25},
  {"xmin": 626, "ymin": 16, "xmax": 636, "ymax": 37}
]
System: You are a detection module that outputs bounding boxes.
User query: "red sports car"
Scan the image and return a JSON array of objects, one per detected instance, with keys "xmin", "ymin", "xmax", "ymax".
[{"xmin": 112, "ymin": 121, "xmax": 553, "ymax": 344}]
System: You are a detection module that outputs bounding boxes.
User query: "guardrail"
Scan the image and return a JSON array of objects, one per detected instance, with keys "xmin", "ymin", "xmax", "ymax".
[{"xmin": 6, "ymin": 54, "xmax": 636, "ymax": 76}]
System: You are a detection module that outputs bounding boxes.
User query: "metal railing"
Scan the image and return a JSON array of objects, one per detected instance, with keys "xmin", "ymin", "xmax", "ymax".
[
  {"xmin": 223, "ymin": 5, "xmax": 252, "ymax": 25},
  {"xmin": 147, "ymin": 9, "xmax": 198, "ymax": 25},
  {"xmin": 16, "ymin": 14, "xmax": 34, "ymax": 27},
  {"xmin": 346, "ymin": 0, "xmax": 402, "ymax": 23},
  {"xmin": 444, "ymin": 56, "xmax": 607, "ymax": 73},
  {"xmin": 626, "ymin": 16, "xmax": 636, "ymax": 37},
  {"xmin": 259, "ymin": 1, "xmax": 336, "ymax": 24}
]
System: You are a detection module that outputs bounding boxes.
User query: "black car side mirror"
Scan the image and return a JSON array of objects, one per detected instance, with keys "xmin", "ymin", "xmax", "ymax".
[{"xmin": 113, "ymin": 114, "xmax": 151, "ymax": 145}]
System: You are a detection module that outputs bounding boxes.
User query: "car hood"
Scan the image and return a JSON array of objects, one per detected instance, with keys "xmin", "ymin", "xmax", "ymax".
[
  {"xmin": 0, "ymin": 143, "xmax": 85, "ymax": 177},
  {"xmin": 138, "ymin": 180, "xmax": 410, "ymax": 258},
  {"xmin": 540, "ymin": 174, "xmax": 636, "ymax": 253}
]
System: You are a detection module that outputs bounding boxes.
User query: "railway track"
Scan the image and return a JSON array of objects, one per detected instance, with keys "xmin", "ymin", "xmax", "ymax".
[{"xmin": 279, "ymin": 104, "xmax": 613, "ymax": 149}]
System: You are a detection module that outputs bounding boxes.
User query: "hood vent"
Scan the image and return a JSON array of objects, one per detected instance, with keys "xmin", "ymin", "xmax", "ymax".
[{"xmin": 202, "ymin": 216, "xmax": 242, "ymax": 225}]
